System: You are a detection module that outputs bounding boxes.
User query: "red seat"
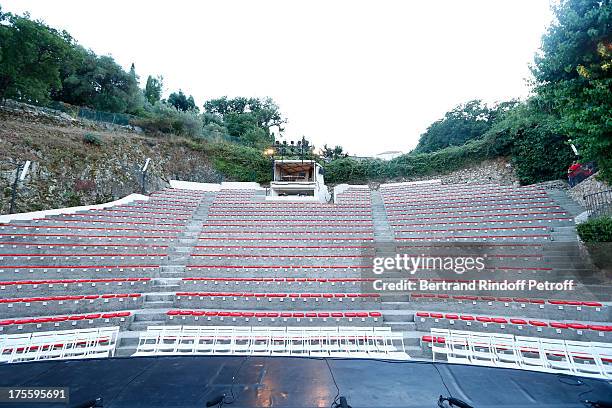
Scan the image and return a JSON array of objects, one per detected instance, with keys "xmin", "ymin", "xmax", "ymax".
[
  {"xmin": 14, "ymin": 319, "xmax": 33, "ymax": 325},
  {"xmin": 445, "ymin": 314, "xmax": 459, "ymax": 320},
  {"xmin": 167, "ymin": 310, "xmax": 180, "ymax": 316},
  {"xmin": 241, "ymin": 312, "xmax": 254, "ymax": 317},
  {"xmin": 491, "ymin": 318, "xmax": 507, "ymax": 324},
  {"xmin": 85, "ymin": 314, "xmax": 101, "ymax": 319},
  {"xmin": 582, "ymin": 301, "xmax": 602, "ymax": 307},
  {"xmin": 356, "ymin": 312, "xmax": 368, "ymax": 318},
  {"xmin": 305, "ymin": 312, "xmax": 317, "ymax": 318},
  {"xmin": 476, "ymin": 316, "xmax": 492, "ymax": 323},
  {"xmin": 510, "ymin": 318, "xmax": 527, "ymax": 325},
  {"xmin": 280, "ymin": 312, "xmax": 292, "ymax": 318},
  {"xmin": 430, "ymin": 313, "xmax": 443, "ymax": 319},
  {"xmin": 344, "ymin": 312, "xmax": 357, "ymax": 318},
  {"xmin": 567, "ymin": 323, "xmax": 588, "ymax": 330},
  {"xmin": 318, "ymin": 313, "xmax": 330, "ymax": 318},
  {"xmin": 331, "ymin": 312, "xmax": 343, "ymax": 318},
  {"xmin": 69, "ymin": 315, "xmax": 86, "ymax": 321},
  {"xmin": 529, "ymin": 320, "xmax": 548, "ymax": 327},
  {"xmin": 369, "ymin": 312, "xmax": 382, "ymax": 317},
  {"xmin": 589, "ymin": 325, "xmax": 612, "ymax": 332},
  {"xmin": 205, "ymin": 311, "xmax": 218, "ymax": 317},
  {"xmin": 550, "ymin": 322, "xmax": 568, "ymax": 329},
  {"xmin": 292, "ymin": 313, "xmax": 305, "ymax": 318},
  {"xmin": 460, "ymin": 315, "xmax": 474, "ymax": 321}
]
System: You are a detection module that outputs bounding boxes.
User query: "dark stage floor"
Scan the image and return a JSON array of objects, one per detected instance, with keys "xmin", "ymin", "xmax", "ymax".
[{"xmin": 0, "ymin": 356, "xmax": 610, "ymax": 407}]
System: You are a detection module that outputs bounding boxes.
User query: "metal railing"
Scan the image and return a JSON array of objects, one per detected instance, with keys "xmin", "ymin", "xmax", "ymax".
[{"xmin": 584, "ymin": 189, "xmax": 612, "ymax": 217}]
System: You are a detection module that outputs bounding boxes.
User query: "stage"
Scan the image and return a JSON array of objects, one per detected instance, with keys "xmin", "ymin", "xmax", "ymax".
[{"xmin": 0, "ymin": 356, "xmax": 610, "ymax": 407}]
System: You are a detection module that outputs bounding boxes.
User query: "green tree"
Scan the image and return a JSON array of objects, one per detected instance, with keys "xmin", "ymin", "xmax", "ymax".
[
  {"xmin": 321, "ymin": 144, "xmax": 348, "ymax": 160},
  {"xmin": 531, "ymin": 0, "xmax": 612, "ymax": 181},
  {"xmin": 0, "ymin": 9, "xmax": 74, "ymax": 102},
  {"xmin": 58, "ymin": 51, "xmax": 141, "ymax": 113},
  {"xmin": 414, "ymin": 100, "xmax": 497, "ymax": 153},
  {"xmin": 144, "ymin": 75, "xmax": 163, "ymax": 105},
  {"xmin": 168, "ymin": 90, "xmax": 198, "ymax": 112}
]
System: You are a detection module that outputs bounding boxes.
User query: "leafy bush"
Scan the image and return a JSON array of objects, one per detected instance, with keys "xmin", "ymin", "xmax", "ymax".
[
  {"xmin": 132, "ymin": 103, "xmax": 203, "ymax": 137},
  {"xmin": 83, "ymin": 133, "xmax": 102, "ymax": 146},
  {"xmin": 185, "ymin": 140, "xmax": 272, "ymax": 184},
  {"xmin": 577, "ymin": 217, "xmax": 612, "ymax": 243},
  {"xmin": 325, "ymin": 132, "xmax": 512, "ymax": 184}
]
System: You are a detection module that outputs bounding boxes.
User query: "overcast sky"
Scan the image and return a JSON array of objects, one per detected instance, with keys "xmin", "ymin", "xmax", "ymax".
[{"xmin": 3, "ymin": 0, "xmax": 554, "ymax": 156}]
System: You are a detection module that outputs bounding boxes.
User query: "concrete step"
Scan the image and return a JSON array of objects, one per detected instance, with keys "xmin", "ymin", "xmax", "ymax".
[
  {"xmin": 143, "ymin": 300, "xmax": 173, "ymax": 309},
  {"xmin": 383, "ymin": 310, "xmax": 416, "ymax": 322},
  {"xmin": 384, "ymin": 321, "xmax": 417, "ymax": 330},
  {"xmin": 129, "ymin": 321, "xmax": 164, "ymax": 331}
]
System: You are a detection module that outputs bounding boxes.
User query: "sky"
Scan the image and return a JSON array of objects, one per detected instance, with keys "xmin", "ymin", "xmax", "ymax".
[{"xmin": 2, "ymin": 0, "xmax": 555, "ymax": 156}]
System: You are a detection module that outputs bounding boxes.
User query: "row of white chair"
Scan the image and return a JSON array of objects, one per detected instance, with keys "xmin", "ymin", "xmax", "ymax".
[
  {"xmin": 0, "ymin": 327, "xmax": 119, "ymax": 363},
  {"xmin": 134, "ymin": 325, "xmax": 409, "ymax": 359},
  {"xmin": 430, "ymin": 328, "xmax": 612, "ymax": 379}
]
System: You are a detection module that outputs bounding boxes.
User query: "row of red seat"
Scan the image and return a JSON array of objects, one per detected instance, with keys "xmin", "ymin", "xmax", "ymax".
[
  {"xmin": 106, "ymin": 208, "xmax": 192, "ymax": 216},
  {"xmin": 205, "ymin": 220, "xmax": 374, "ymax": 223},
  {"xmin": 397, "ymin": 235, "xmax": 550, "ymax": 240},
  {"xmin": 0, "ymin": 293, "xmax": 141, "ymax": 304},
  {"xmin": 194, "ymin": 245, "xmax": 370, "ymax": 249},
  {"xmin": 0, "ymin": 233, "xmax": 176, "ymax": 239},
  {"xmin": 388, "ymin": 212, "xmax": 568, "ymax": 221},
  {"xmin": 199, "ymin": 230, "xmax": 374, "ymax": 234},
  {"xmin": 191, "ymin": 254, "xmax": 368, "ymax": 259},
  {"xmin": 385, "ymin": 200, "xmax": 554, "ymax": 210},
  {"xmin": 167, "ymin": 310, "xmax": 382, "ymax": 318},
  {"xmin": 0, "ymin": 264, "xmax": 160, "ymax": 270},
  {"xmin": 0, "ymin": 225, "xmax": 181, "ymax": 233},
  {"xmin": 383, "ymin": 195, "xmax": 549, "ymax": 205},
  {"xmin": 0, "ymin": 242, "xmax": 169, "ymax": 248},
  {"xmin": 397, "ymin": 226, "xmax": 550, "ymax": 232},
  {"xmin": 416, "ymin": 312, "xmax": 612, "ymax": 332},
  {"xmin": 386, "ymin": 206, "xmax": 562, "ymax": 216},
  {"xmin": 0, "ymin": 253, "xmax": 167, "ymax": 257},
  {"xmin": 182, "ymin": 277, "xmax": 372, "ymax": 283},
  {"xmin": 198, "ymin": 237, "xmax": 374, "ymax": 241},
  {"xmin": 0, "ymin": 312, "xmax": 131, "ymax": 326},
  {"xmin": 60, "ymin": 212, "xmax": 190, "ymax": 221},
  {"xmin": 411, "ymin": 293, "xmax": 604, "ymax": 307},
  {"xmin": 208, "ymin": 210, "xmax": 372, "ymax": 214},
  {"xmin": 176, "ymin": 292, "xmax": 380, "ymax": 298},
  {"xmin": 391, "ymin": 218, "xmax": 570, "ymax": 226},
  {"xmin": 0, "ymin": 278, "xmax": 151, "ymax": 286},
  {"xmin": 186, "ymin": 265, "xmax": 370, "ymax": 270}
]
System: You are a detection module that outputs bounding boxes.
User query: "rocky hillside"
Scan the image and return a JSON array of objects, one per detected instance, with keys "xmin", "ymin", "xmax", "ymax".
[{"xmin": 0, "ymin": 105, "xmax": 222, "ymax": 214}]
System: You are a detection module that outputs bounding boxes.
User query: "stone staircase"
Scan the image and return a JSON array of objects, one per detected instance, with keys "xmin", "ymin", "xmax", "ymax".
[
  {"xmin": 116, "ymin": 193, "xmax": 217, "ymax": 356},
  {"xmin": 370, "ymin": 190, "xmax": 422, "ymax": 355},
  {"xmin": 547, "ymin": 188, "xmax": 585, "ymax": 243}
]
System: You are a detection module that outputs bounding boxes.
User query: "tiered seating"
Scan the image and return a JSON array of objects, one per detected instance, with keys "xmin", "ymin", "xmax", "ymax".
[
  {"xmin": 379, "ymin": 181, "xmax": 610, "ymax": 363},
  {"xmin": 166, "ymin": 310, "xmax": 382, "ymax": 326},
  {"xmin": 0, "ymin": 188, "xmax": 213, "ymax": 359},
  {"xmin": 415, "ymin": 311, "xmax": 611, "ymax": 341},
  {"xmin": 380, "ymin": 182, "xmax": 570, "ymax": 241},
  {"xmin": 421, "ymin": 329, "xmax": 611, "ymax": 379},
  {"xmin": 2, "ymin": 180, "xmax": 608, "ymax": 367},
  {"xmin": 134, "ymin": 325, "xmax": 407, "ymax": 359},
  {"xmin": 335, "ymin": 186, "xmax": 371, "ymax": 205},
  {"xmin": 0, "ymin": 327, "xmax": 119, "ymax": 363}
]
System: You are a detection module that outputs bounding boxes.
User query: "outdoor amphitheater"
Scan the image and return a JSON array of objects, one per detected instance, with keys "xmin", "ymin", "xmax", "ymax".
[{"xmin": 0, "ymin": 175, "xmax": 610, "ymax": 380}]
